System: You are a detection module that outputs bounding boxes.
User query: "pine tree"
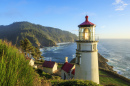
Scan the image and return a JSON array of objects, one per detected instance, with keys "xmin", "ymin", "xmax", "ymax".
[
  {"xmin": 31, "ymin": 47, "xmax": 44, "ymax": 60},
  {"xmin": 20, "ymin": 38, "xmax": 33, "ymax": 57},
  {"xmin": 20, "ymin": 38, "xmax": 44, "ymax": 61}
]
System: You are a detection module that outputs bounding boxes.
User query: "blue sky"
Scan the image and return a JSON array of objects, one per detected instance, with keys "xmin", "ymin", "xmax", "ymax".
[{"xmin": 0, "ymin": 0, "xmax": 130, "ymax": 39}]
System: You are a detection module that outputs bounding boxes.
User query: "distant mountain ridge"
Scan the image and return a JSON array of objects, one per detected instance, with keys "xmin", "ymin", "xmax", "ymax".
[{"xmin": 0, "ymin": 21, "xmax": 77, "ymax": 47}]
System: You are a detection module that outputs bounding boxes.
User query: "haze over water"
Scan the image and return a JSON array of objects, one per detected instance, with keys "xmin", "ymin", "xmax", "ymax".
[{"xmin": 41, "ymin": 39, "xmax": 130, "ymax": 79}]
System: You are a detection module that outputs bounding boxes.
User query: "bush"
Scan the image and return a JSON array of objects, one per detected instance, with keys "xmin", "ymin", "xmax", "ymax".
[
  {"xmin": 41, "ymin": 59, "xmax": 44, "ymax": 62},
  {"xmin": 51, "ymin": 80, "xmax": 101, "ymax": 86},
  {"xmin": 0, "ymin": 40, "xmax": 39, "ymax": 86},
  {"xmin": 104, "ymin": 83, "xmax": 118, "ymax": 86},
  {"xmin": 42, "ymin": 72, "xmax": 52, "ymax": 79}
]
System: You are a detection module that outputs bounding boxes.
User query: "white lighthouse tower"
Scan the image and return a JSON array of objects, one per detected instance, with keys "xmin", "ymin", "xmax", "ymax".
[{"xmin": 75, "ymin": 15, "xmax": 99, "ymax": 84}]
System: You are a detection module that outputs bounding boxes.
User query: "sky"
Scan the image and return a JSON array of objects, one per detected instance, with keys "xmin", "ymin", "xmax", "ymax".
[{"xmin": 0, "ymin": 0, "xmax": 130, "ymax": 39}]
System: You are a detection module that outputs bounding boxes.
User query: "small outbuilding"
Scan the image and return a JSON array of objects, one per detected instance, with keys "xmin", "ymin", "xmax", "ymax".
[
  {"xmin": 26, "ymin": 56, "xmax": 34, "ymax": 66},
  {"xmin": 61, "ymin": 57, "xmax": 75, "ymax": 80},
  {"xmin": 42, "ymin": 61, "xmax": 58, "ymax": 74},
  {"xmin": 26, "ymin": 56, "xmax": 37, "ymax": 68}
]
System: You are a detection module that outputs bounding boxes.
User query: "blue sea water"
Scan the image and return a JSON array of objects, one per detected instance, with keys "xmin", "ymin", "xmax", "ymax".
[{"xmin": 41, "ymin": 39, "xmax": 130, "ymax": 79}]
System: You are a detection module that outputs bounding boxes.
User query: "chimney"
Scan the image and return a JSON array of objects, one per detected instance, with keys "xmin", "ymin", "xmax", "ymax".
[{"xmin": 65, "ymin": 57, "xmax": 68, "ymax": 63}]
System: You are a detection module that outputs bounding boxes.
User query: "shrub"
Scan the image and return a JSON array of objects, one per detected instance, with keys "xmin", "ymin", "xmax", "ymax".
[
  {"xmin": 0, "ymin": 40, "xmax": 39, "ymax": 86},
  {"xmin": 51, "ymin": 80, "xmax": 101, "ymax": 86},
  {"xmin": 41, "ymin": 59, "xmax": 44, "ymax": 62},
  {"xmin": 42, "ymin": 72, "xmax": 52, "ymax": 79}
]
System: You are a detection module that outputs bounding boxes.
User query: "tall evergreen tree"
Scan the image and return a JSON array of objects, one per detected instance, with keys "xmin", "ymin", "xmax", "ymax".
[
  {"xmin": 20, "ymin": 38, "xmax": 44, "ymax": 60},
  {"xmin": 31, "ymin": 47, "xmax": 43, "ymax": 60},
  {"xmin": 20, "ymin": 38, "xmax": 34, "ymax": 57}
]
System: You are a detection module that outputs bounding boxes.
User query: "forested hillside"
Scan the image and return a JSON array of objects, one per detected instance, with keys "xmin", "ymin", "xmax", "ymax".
[{"xmin": 0, "ymin": 22, "xmax": 77, "ymax": 47}]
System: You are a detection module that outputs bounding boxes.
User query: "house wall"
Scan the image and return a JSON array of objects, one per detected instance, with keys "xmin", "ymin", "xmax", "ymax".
[
  {"xmin": 70, "ymin": 65, "xmax": 75, "ymax": 79},
  {"xmin": 43, "ymin": 67, "xmax": 53, "ymax": 74},
  {"xmin": 29, "ymin": 59, "xmax": 34, "ymax": 66},
  {"xmin": 43, "ymin": 63, "xmax": 58, "ymax": 74},
  {"xmin": 61, "ymin": 70, "xmax": 70, "ymax": 80},
  {"xmin": 52, "ymin": 63, "xmax": 58, "ymax": 73}
]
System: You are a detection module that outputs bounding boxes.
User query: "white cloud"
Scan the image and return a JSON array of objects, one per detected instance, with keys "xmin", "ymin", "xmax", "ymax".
[{"xmin": 113, "ymin": 0, "xmax": 128, "ymax": 11}]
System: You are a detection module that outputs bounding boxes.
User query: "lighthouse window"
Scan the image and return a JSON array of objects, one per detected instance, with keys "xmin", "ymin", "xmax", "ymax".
[
  {"xmin": 76, "ymin": 57, "xmax": 80, "ymax": 64},
  {"xmin": 93, "ymin": 44, "xmax": 96, "ymax": 51},
  {"xmin": 76, "ymin": 55, "xmax": 81, "ymax": 64},
  {"xmin": 79, "ymin": 44, "xmax": 81, "ymax": 50}
]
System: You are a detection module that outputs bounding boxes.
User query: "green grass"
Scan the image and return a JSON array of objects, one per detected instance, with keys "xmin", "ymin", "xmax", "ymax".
[
  {"xmin": 0, "ymin": 40, "xmax": 41, "ymax": 86},
  {"xmin": 99, "ymin": 70, "xmax": 130, "ymax": 86},
  {"xmin": 51, "ymin": 79, "xmax": 101, "ymax": 86},
  {"xmin": 58, "ymin": 63, "xmax": 63, "ymax": 68}
]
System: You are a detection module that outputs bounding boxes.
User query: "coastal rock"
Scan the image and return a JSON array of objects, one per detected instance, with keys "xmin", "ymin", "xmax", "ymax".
[{"xmin": 98, "ymin": 53, "xmax": 113, "ymax": 71}]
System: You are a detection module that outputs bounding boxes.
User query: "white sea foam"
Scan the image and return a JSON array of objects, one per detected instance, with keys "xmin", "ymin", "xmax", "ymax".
[{"xmin": 98, "ymin": 39, "xmax": 130, "ymax": 79}]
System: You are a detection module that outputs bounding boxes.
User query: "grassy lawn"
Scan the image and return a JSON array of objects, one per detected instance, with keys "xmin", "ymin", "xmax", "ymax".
[
  {"xmin": 99, "ymin": 70, "xmax": 130, "ymax": 86},
  {"xmin": 58, "ymin": 63, "xmax": 63, "ymax": 68}
]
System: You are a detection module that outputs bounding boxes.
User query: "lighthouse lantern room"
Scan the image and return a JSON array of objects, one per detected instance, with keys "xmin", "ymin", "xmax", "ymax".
[
  {"xmin": 75, "ymin": 15, "xmax": 99, "ymax": 84},
  {"xmin": 78, "ymin": 16, "xmax": 96, "ymax": 41}
]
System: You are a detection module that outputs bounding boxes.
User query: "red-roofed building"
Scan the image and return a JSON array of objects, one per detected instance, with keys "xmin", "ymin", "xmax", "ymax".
[
  {"xmin": 71, "ymin": 68, "xmax": 75, "ymax": 75},
  {"xmin": 61, "ymin": 57, "xmax": 75, "ymax": 80},
  {"xmin": 43, "ymin": 60, "xmax": 58, "ymax": 74}
]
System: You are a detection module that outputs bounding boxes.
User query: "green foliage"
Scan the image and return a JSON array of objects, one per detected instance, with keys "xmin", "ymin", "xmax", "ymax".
[
  {"xmin": 42, "ymin": 72, "xmax": 52, "ymax": 79},
  {"xmin": 32, "ymin": 46, "xmax": 43, "ymax": 60},
  {"xmin": 20, "ymin": 38, "xmax": 44, "ymax": 61},
  {"xmin": 0, "ymin": 40, "xmax": 38, "ymax": 86},
  {"xmin": 20, "ymin": 38, "xmax": 34, "ymax": 57},
  {"xmin": 40, "ymin": 59, "xmax": 44, "ymax": 62},
  {"xmin": 58, "ymin": 63, "xmax": 63, "ymax": 68},
  {"xmin": 51, "ymin": 80, "xmax": 101, "ymax": 86},
  {"xmin": 35, "ymin": 69, "xmax": 52, "ymax": 79},
  {"xmin": 0, "ymin": 22, "xmax": 78, "ymax": 47}
]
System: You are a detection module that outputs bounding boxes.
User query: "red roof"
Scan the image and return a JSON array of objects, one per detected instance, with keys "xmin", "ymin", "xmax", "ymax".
[
  {"xmin": 61, "ymin": 62, "xmax": 74, "ymax": 73},
  {"xmin": 78, "ymin": 15, "xmax": 95, "ymax": 27},
  {"xmin": 42, "ymin": 61, "xmax": 55, "ymax": 68},
  {"xmin": 71, "ymin": 68, "xmax": 75, "ymax": 75}
]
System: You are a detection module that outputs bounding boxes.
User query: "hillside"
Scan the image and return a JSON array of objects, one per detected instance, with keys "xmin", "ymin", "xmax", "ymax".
[
  {"xmin": 0, "ymin": 22, "xmax": 77, "ymax": 47},
  {"xmin": 0, "ymin": 40, "xmax": 41, "ymax": 86}
]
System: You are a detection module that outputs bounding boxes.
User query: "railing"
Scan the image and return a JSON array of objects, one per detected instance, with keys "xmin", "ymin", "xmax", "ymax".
[{"xmin": 78, "ymin": 32, "xmax": 99, "ymax": 41}]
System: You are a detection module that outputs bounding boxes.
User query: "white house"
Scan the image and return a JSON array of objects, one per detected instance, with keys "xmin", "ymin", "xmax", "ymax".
[
  {"xmin": 29, "ymin": 59, "xmax": 34, "ymax": 66},
  {"xmin": 26, "ymin": 56, "xmax": 37, "ymax": 68},
  {"xmin": 42, "ymin": 61, "xmax": 58, "ymax": 74},
  {"xmin": 74, "ymin": 15, "xmax": 99, "ymax": 84},
  {"xmin": 61, "ymin": 57, "xmax": 75, "ymax": 80},
  {"xmin": 26, "ymin": 57, "xmax": 34, "ymax": 66}
]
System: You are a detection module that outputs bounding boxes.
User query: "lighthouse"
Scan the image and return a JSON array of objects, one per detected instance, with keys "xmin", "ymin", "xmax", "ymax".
[{"xmin": 75, "ymin": 15, "xmax": 99, "ymax": 84}]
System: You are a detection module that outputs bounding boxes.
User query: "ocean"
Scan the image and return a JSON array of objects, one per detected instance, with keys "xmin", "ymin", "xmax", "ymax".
[{"xmin": 40, "ymin": 39, "xmax": 130, "ymax": 79}]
